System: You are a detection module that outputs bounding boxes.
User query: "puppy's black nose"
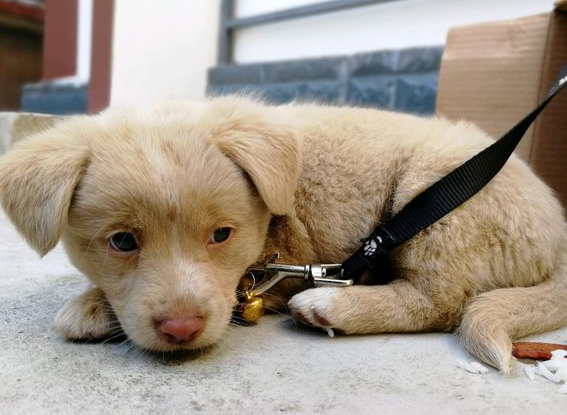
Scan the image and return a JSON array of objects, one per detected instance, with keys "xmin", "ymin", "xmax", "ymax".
[{"xmin": 156, "ymin": 315, "xmax": 204, "ymax": 343}]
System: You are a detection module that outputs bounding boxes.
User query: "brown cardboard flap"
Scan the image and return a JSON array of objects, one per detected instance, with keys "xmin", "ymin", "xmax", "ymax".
[
  {"xmin": 436, "ymin": 13, "xmax": 550, "ymax": 162},
  {"xmin": 437, "ymin": 8, "xmax": 567, "ymax": 207},
  {"xmin": 532, "ymin": 7, "xmax": 567, "ymax": 207}
]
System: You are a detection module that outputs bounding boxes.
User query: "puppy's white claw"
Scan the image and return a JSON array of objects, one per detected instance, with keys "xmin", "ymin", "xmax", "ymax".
[{"xmin": 288, "ymin": 286, "xmax": 341, "ymax": 329}]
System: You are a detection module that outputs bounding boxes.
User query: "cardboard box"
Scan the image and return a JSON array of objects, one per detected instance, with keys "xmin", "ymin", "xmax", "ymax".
[{"xmin": 436, "ymin": 1, "xmax": 567, "ymax": 207}]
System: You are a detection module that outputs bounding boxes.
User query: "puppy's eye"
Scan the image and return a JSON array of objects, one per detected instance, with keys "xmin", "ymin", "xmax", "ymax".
[
  {"xmin": 109, "ymin": 232, "xmax": 138, "ymax": 252},
  {"xmin": 209, "ymin": 227, "xmax": 232, "ymax": 244}
]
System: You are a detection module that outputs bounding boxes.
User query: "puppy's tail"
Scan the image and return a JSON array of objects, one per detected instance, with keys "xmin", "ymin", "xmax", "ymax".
[{"xmin": 458, "ymin": 258, "xmax": 567, "ymax": 374}]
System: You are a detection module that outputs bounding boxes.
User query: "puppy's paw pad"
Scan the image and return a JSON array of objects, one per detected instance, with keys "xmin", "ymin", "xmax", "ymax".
[
  {"xmin": 54, "ymin": 289, "xmax": 119, "ymax": 340},
  {"xmin": 288, "ymin": 287, "xmax": 341, "ymax": 329}
]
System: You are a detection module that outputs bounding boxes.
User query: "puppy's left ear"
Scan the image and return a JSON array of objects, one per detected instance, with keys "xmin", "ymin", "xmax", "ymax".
[
  {"xmin": 0, "ymin": 120, "xmax": 89, "ymax": 256},
  {"xmin": 211, "ymin": 101, "xmax": 302, "ymax": 215}
]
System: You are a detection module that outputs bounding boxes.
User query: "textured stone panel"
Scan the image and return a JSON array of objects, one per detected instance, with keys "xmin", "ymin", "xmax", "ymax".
[
  {"xmin": 349, "ymin": 50, "xmax": 399, "ymax": 76},
  {"xmin": 346, "ymin": 76, "xmax": 395, "ymax": 108},
  {"xmin": 262, "ymin": 57, "xmax": 345, "ymax": 83},
  {"xmin": 207, "ymin": 46, "xmax": 444, "ymax": 114},
  {"xmin": 209, "ymin": 80, "xmax": 341, "ymax": 104},
  {"xmin": 396, "ymin": 47, "xmax": 443, "ymax": 73},
  {"xmin": 208, "ymin": 64, "xmax": 264, "ymax": 85},
  {"xmin": 21, "ymin": 82, "xmax": 88, "ymax": 115},
  {"xmin": 394, "ymin": 73, "xmax": 439, "ymax": 115}
]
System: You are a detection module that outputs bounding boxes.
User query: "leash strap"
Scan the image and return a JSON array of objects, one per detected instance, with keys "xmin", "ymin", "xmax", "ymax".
[{"xmin": 342, "ymin": 63, "xmax": 567, "ymax": 282}]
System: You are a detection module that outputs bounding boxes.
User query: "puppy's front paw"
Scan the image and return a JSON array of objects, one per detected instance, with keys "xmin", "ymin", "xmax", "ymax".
[
  {"xmin": 54, "ymin": 287, "xmax": 120, "ymax": 340},
  {"xmin": 288, "ymin": 287, "xmax": 346, "ymax": 333}
]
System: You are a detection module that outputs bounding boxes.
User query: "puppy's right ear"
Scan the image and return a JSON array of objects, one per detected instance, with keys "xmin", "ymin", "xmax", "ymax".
[
  {"xmin": 209, "ymin": 99, "xmax": 302, "ymax": 215},
  {"xmin": 0, "ymin": 121, "xmax": 89, "ymax": 256}
]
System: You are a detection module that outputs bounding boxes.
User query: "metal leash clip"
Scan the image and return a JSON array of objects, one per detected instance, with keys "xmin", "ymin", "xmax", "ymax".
[{"xmin": 233, "ymin": 253, "xmax": 354, "ymax": 324}]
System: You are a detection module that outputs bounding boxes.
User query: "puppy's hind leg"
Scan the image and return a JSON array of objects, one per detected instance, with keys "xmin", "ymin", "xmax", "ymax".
[
  {"xmin": 54, "ymin": 286, "xmax": 121, "ymax": 341},
  {"xmin": 288, "ymin": 279, "xmax": 454, "ymax": 335}
]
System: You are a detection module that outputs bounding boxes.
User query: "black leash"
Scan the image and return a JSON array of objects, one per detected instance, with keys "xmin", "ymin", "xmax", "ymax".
[{"xmin": 341, "ymin": 63, "xmax": 567, "ymax": 282}]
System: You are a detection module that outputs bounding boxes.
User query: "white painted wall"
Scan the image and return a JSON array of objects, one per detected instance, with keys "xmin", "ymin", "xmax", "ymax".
[
  {"xmin": 234, "ymin": 0, "xmax": 553, "ymax": 63},
  {"xmin": 236, "ymin": 0, "xmax": 330, "ymax": 17},
  {"xmin": 76, "ymin": 0, "xmax": 92, "ymax": 83},
  {"xmin": 110, "ymin": 0, "xmax": 220, "ymax": 106}
]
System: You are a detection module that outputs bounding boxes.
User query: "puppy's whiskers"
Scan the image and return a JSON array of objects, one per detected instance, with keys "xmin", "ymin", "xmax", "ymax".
[
  {"xmin": 101, "ymin": 331, "xmax": 127, "ymax": 345},
  {"xmin": 259, "ymin": 291, "xmax": 288, "ymax": 311},
  {"xmin": 264, "ymin": 306, "xmax": 298, "ymax": 327}
]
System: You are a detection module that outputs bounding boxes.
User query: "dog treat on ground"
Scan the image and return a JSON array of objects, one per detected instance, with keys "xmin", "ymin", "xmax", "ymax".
[{"xmin": 512, "ymin": 342, "xmax": 567, "ymax": 360}]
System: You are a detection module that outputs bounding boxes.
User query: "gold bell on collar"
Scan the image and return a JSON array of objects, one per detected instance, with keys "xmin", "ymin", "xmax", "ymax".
[
  {"xmin": 234, "ymin": 292, "xmax": 265, "ymax": 324},
  {"xmin": 233, "ymin": 253, "xmax": 352, "ymax": 324}
]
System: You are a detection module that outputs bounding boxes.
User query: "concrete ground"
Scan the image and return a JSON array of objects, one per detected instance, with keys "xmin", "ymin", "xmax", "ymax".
[{"xmin": 1, "ymin": 210, "xmax": 566, "ymax": 415}]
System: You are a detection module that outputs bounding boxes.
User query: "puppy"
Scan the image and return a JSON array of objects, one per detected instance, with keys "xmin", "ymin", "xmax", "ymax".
[{"xmin": 0, "ymin": 97, "xmax": 566, "ymax": 373}]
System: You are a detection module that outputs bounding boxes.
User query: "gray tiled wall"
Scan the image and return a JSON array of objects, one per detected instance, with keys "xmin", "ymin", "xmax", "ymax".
[
  {"xmin": 207, "ymin": 46, "xmax": 443, "ymax": 115},
  {"xmin": 21, "ymin": 82, "xmax": 88, "ymax": 115}
]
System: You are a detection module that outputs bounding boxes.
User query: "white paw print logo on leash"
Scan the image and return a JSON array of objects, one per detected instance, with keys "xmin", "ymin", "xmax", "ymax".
[{"xmin": 363, "ymin": 236, "xmax": 382, "ymax": 256}]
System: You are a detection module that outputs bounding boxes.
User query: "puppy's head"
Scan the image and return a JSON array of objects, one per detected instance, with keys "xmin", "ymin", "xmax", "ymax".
[{"xmin": 0, "ymin": 98, "xmax": 302, "ymax": 351}]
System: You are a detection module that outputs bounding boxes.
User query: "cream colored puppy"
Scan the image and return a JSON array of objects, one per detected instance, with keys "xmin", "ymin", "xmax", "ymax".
[{"xmin": 1, "ymin": 97, "xmax": 566, "ymax": 373}]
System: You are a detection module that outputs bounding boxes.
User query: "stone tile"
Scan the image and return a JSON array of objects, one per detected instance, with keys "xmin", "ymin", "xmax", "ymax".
[
  {"xmin": 207, "ymin": 46, "xmax": 444, "ymax": 114},
  {"xmin": 264, "ymin": 80, "xmax": 342, "ymax": 103},
  {"xmin": 21, "ymin": 82, "xmax": 88, "ymax": 115},
  {"xmin": 346, "ymin": 76, "xmax": 396, "ymax": 109},
  {"xmin": 396, "ymin": 47, "xmax": 443, "ymax": 73},
  {"xmin": 262, "ymin": 57, "xmax": 346, "ymax": 83},
  {"xmin": 208, "ymin": 64, "xmax": 264, "ymax": 85},
  {"xmin": 349, "ymin": 50, "xmax": 399, "ymax": 76},
  {"xmin": 394, "ymin": 73, "xmax": 439, "ymax": 115},
  {"xmin": 209, "ymin": 81, "xmax": 341, "ymax": 104},
  {"xmin": 206, "ymin": 83, "xmax": 261, "ymax": 97}
]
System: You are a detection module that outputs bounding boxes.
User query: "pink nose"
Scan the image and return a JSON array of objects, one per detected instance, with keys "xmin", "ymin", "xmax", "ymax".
[{"xmin": 156, "ymin": 316, "xmax": 204, "ymax": 344}]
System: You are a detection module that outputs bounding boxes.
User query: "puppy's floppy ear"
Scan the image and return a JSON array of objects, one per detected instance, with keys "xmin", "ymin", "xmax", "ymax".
[
  {"xmin": 0, "ymin": 121, "xmax": 89, "ymax": 256},
  {"xmin": 211, "ymin": 101, "xmax": 303, "ymax": 215}
]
